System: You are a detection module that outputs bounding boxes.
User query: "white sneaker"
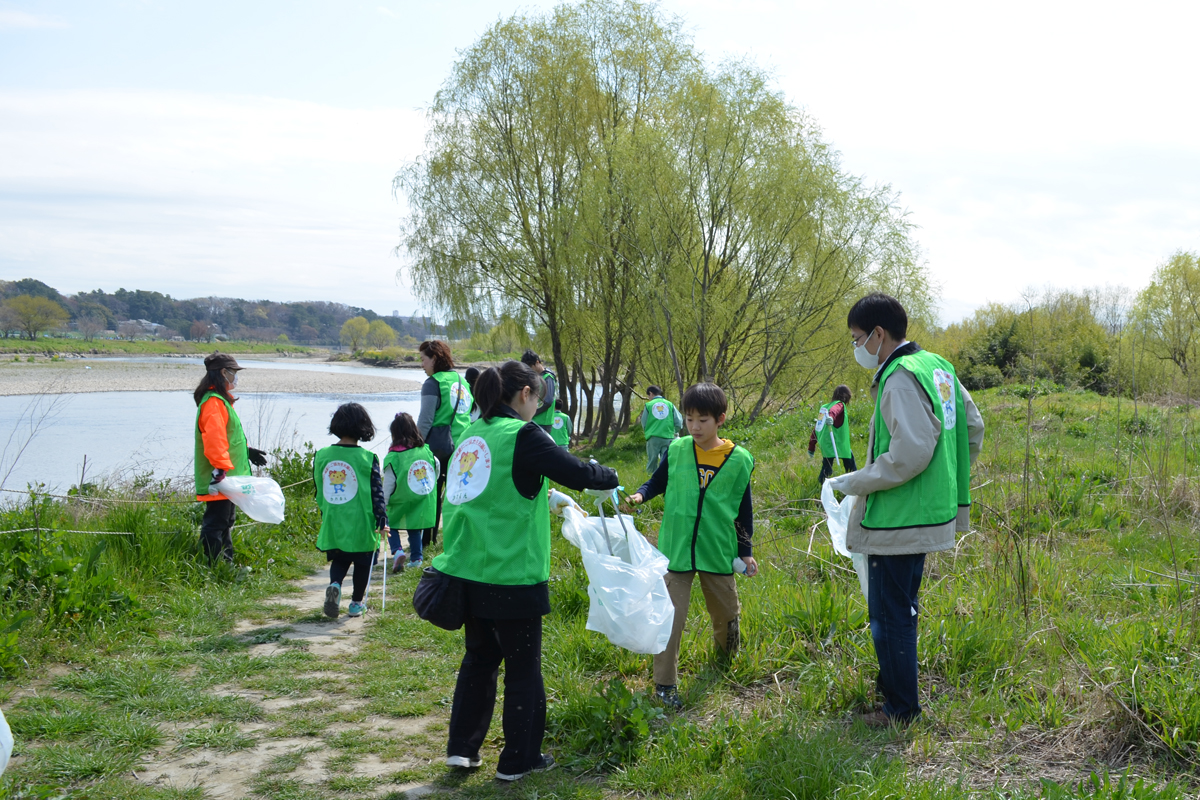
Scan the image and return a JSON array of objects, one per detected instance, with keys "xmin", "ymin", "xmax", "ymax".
[
  {"xmin": 446, "ymin": 755, "xmax": 482, "ymax": 768},
  {"xmin": 496, "ymin": 754, "xmax": 555, "ymax": 782}
]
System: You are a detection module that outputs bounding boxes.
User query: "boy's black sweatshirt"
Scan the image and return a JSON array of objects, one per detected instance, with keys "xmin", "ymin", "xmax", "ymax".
[{"xmin": 635, "ymin": 445, "xmax": 754, "ymax": 559}]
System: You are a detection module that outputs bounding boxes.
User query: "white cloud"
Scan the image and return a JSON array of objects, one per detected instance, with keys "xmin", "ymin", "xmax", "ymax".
[
  {"xmin": 0, "ymin": 10, "xmax": 65, "ymax": 29},
  {"xmin": 0, "ymin": 90, "xmax": 430, "ymax": 314}
]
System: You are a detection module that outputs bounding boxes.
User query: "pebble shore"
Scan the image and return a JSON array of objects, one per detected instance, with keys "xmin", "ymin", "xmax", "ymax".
[{"xmin": 0, "ymin": 358, "xmax": 421, "ymax": 396}]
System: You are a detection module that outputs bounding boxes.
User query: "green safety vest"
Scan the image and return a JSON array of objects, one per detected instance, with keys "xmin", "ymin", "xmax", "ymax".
[
  {"xmin": 532, "ymin": 370, "xmax": 556, "ymax": 427},
  {"xmin": 433, "ymin": 416, "xmax": 551, "ymax": 585},
  {"xmin": 194, "ymin": 391, "xmax": 251, "ymax": 497},
  {"xmin": 313, "ymin": 445, "xmax": 380, "ymax": 553},
  {"xmin": 658, "ymin": 436, "xmax": 754, "ymax": 574},
  {"xmin": 431, "ymin": 370, "xmax": 473, "ymax": 446},
  {"xmin": 382, "ymin": 445, "xmax": 439, "ymax": 530},
  {"xmin": 815, "ymin": 401, "xmax": 851, "ymax": 459},
  {"xmin": 862, "ymin": 350, "xmax": 972, "ymax": 530},
  {"xmin": 550, "ymin": 411, "xmax": 571, "ymax": 447},
  {"xmin": 643, "ymin": 397, "xmax": 679, "ymax": 440}
]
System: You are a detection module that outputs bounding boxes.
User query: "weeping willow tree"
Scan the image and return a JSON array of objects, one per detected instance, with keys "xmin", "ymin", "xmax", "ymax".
[{"xmin": 397, "ymin": 0, "xmax": 931, "ymax": 439}]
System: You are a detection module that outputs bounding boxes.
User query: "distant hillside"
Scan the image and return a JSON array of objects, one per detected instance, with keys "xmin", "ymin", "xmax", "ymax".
[{"xmin": 0, "ymin": 278, "xmax": 451, "ymax": 346}]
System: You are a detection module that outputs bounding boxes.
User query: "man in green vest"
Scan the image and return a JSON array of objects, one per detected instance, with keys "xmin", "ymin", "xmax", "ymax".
[
  {"xmin": 639, "ymin": 385, "xmax": 683, "ymax": 474},
  {"xmin": 827, "ymin": 293, "xmax": 985, "ymax": 727},
  {"xmin": 521, "ymin": 349, "xmax": 557, "ymax": 434}
]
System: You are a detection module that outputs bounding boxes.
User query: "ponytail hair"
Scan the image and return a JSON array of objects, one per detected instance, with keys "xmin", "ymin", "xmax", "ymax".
[{"xmin": 474, "ymin": 360, "xmax": 544, "ymax": 421}]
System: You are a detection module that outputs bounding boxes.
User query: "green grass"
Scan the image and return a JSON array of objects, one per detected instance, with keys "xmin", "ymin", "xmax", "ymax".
[{"xmin": 5, "ymin": 386, "xmax": 1200, "ymax": 798}]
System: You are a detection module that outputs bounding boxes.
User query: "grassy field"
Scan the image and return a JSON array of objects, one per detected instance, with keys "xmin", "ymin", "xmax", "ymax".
[
  {"xmin": 0, "ymin": 337, "xmax": 315, "ymax": 356},
  {"xmin": 2, "ymin": 387, "xmax": 1199, "ymax": 799}
]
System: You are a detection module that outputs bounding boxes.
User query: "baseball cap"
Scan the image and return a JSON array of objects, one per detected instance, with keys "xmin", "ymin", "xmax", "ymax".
[{"xmin": 204, "ymin": 352, "xmax": 243, "ymax": 372}]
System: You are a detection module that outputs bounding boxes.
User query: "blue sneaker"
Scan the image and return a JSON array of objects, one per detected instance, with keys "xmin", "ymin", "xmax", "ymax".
[
  {"xmin": 347, "ymin": 601, "xmax": 366, "ymax": 617},
  {"xmin": 323, "ymin": 583, "xmax": 341, "ymax": 618}
]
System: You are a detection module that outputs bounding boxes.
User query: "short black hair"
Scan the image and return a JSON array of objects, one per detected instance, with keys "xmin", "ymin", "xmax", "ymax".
[
  {"xmin": 474, "ymin": 361, "xmax": 545, "ymax": 421},
  {"xmin": 329, "ymin": 402, "xmax": 376, "ymax": 442},
  {"xmin": 520, "ymin": 349, "xmax": 540, "ymax": 367},
  {"xmin": 646, "ymin": 385, "xmax": 663, "ymax": 397},
  {"xmin": 681, "ymin": 383, "xmax": 727, "ymax": 419},
  {"xmin": 847, "ymin": 293, "xmax": 907, "ymax": 340},
  {"xmin": 833, "ymin": 384, "xmax": 852, "ymax": 403},
  {"xmin": 554, "ymin": 398, "xmax": 564, "ymax": 412}
]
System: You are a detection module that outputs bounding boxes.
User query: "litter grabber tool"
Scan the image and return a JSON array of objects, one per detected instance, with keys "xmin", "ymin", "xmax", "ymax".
[{"xmin": 380, "ymin": 530, "xmax": 388, "ymax": 614}]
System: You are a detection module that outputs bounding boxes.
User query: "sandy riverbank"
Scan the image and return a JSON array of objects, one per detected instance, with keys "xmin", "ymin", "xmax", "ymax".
[{"xmin": 0, "ymin": 359, "xmax": 420, "ymax": 396}]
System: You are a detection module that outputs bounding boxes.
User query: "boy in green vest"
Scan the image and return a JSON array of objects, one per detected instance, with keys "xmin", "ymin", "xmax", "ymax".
[
  {"xmin": 549, "ymin": 400, "xmax": 571, "ymax": 449},
  {"xmin": 827, "ymin": 293, "xmax": 985, "ymax": 727},
  {"xmin": 639, "ymin": 385, "xmax": 683, "ymax": 474},
  {"xmin": 521, "ymin": 349, "xmax": 557, "ymax": 434},
  {"xmin": 626, "ymin": 383, "xmax": 755, "ymax": 710},
  {"xmin": 807, "ymin": 384, "xmax": 856, "ymax": 484}
]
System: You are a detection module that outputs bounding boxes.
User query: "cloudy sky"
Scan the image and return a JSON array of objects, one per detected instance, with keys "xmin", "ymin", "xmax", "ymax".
[{"xmin": 2, "ymin": 1, "xmax": 1197, "ymax": 323}]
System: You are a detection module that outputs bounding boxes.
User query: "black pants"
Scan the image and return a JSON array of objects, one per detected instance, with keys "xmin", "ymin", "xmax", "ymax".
[
  {"xmin": 447, "ymin": 615, "xmax": 545, "ymax": 775},
  {"xmin": 200, "ymin": 499, "xmax": 237, "ymax": 563},
  {"xmin": 328, "ymin": 552, "xmax": 375, "ymax": 602},
  {"xmin": 819, "ymin": 456, "xmax": 857, "ymax": 485},
  {"xmin": 427, "ymin": 452, "xmax": 450, "ymax": 547}
]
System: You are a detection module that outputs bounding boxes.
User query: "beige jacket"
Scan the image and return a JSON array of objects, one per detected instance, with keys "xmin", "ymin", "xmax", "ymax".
[{"xmin": 837, "ymin": 347, "xmax": 985, "ymax": 556}]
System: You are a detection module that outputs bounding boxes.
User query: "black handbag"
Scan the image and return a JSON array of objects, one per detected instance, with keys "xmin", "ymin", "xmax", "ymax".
[{"xmin": 412, "ymin": 566, "xmax": 466, "ymax": 631}]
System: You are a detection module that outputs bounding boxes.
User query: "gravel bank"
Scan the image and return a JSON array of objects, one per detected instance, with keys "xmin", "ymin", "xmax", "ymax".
[{"xmin": 0, "ymin": 360, "xmax": 420, "ymax": 396}]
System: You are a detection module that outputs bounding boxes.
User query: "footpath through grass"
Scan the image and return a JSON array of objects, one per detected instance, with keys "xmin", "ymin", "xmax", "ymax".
[{"xmin": 3, "ymin": 387, "xmax": 1200, "ymax": 799}]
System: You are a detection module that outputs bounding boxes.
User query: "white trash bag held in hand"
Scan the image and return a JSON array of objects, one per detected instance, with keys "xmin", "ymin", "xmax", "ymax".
[
  {"xmin": 0, "ymin": 706, "xmax": 12, "ymax": 776},
  {"xmin": 560, "ymin": 505, "xmax": 674, "ymax": 654},
  {"xmin": 211, "ymin": 475, "xmax": 286, "ymax": 524},
  {"xmin": 821, "ymin": 480, "xmax": 869, "ymax": 601}
]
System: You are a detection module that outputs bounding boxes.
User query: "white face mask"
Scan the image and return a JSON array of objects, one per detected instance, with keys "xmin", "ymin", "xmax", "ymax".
[
  {"xmin": 227, "ymin": 370, "xmax": 239, "ymax": 389},
  {"xmin": 853, "ymin": 329, "xmax": 880, "ymax": 371}
]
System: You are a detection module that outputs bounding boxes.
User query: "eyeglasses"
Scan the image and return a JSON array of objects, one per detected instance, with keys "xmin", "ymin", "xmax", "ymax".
[{"xmin": 851, "ymin": 329, "xmax": 874, "ymax": 347}]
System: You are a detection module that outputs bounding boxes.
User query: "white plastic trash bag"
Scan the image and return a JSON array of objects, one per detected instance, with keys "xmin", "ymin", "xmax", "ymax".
[
  {"xmin": 0, "ymin": 706, "xmax": 12, "ymax": 776},
  {"xmin": 211, "ymin": 475, "xmax": 286, "ymax": 524},
  {"xmin": 560, "ymin": 505, "xmax": 675, "ymax": 655},
  {"xmin": 821, "ymin": 481, "xmax": 869, "ymax": 601}
]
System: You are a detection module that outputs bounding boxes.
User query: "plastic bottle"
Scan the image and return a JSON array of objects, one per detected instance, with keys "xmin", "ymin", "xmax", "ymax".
[{"xmin": 732, "ymin": 557, "xmax": 748, "ymax": 575}]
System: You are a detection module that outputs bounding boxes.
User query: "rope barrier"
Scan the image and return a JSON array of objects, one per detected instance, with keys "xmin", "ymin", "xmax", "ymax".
[{"xmin": 0, "ymin": 526, "xmax": 188, "ymax": 536}]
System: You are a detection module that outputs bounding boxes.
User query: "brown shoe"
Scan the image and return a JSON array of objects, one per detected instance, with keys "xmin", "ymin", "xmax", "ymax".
[
  {"xmin": 856, "ymin": 709, "xmax": 919, "ymax": 729},
  {"xmin": 856, "ymin": 709, "xmax": 894, "ymax": 728}
]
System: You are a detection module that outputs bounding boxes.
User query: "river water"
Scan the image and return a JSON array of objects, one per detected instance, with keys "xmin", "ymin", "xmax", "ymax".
[{"xmin": 0, "ymin": 358, "xmax": 430, "ymax": 494}]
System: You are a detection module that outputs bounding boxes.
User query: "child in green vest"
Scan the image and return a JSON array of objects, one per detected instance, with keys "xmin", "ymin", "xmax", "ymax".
[
  {"xmin": 807, "ymin": 384, "xmax": 857, "ymax": 485},
  {"xmin": 314, "ymin": 403, "xmax": 391, "ymax": 619},
  {"xmin": 382, "ymin": 412, "xmax": 440, "ymax": 572},
  {"xmin": 640, "ymin": 385, "xmax": 683, "ymax": 474},
  {"xmin": 549, "ymin": 400, "xmax": 571, "ymax": 449},
  {"xmin": 626, "ymin": 383, "xmax": 755, "ymax": 710}
]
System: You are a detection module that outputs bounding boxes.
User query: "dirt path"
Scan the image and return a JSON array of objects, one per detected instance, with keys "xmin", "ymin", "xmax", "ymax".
[{"xmin": 134, "ymin": 567, "xmax": 442, "ymax": 799}]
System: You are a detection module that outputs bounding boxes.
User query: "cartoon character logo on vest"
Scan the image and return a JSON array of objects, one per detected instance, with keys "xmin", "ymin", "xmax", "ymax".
[
  {"xmin": 450, "ymin": 381, "xmax": 473, "ymax": 415},
  {"xmin": 932, "ymin": 369, "xmax": 957, "ymax": 429},
  {"xmin": 407, "ymin": 459, "xmax": 436, "ymax": 495},
  {"xmin": 651, "ymin": 401, "xmax": 670, "ymax": 420},
  {"xmin": 445, "ymin": 437, "xmax": 491, "ymax": 504},
  {"xmin": 322, "ymin": 461, "xmax": 358, "ymax": 504},
  {"xmin": 552, "ymin": 416, "xmax": 564, "ymax": 431}
]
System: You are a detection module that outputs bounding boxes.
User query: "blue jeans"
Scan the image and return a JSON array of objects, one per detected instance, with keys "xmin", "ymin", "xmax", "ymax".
[
  {"xmin": 389, "ymin": 528, "xmax": 428, "ymax": 562},
  {"xmin": 867, "ymin": 553, "xmax": 925, "ymax": 722}
]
